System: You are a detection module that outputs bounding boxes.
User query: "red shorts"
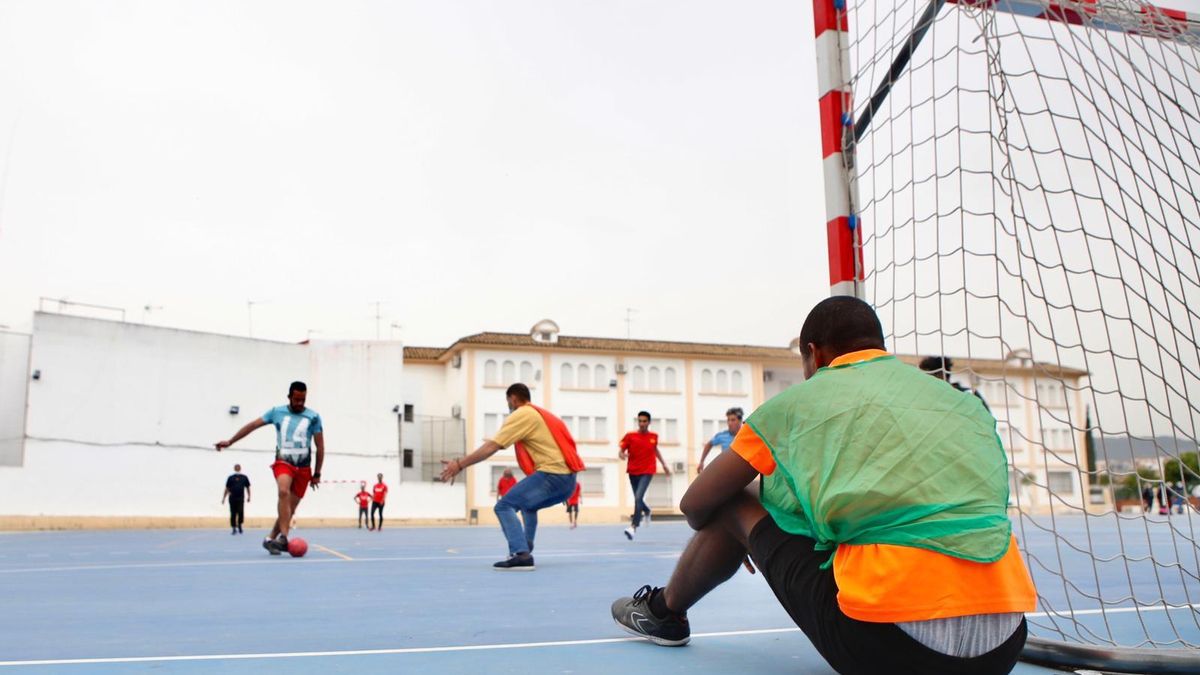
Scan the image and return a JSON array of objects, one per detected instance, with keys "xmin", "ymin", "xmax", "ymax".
[{"xmin": 271, "ymin": 461, "xmax": 313, "ymax": 499}]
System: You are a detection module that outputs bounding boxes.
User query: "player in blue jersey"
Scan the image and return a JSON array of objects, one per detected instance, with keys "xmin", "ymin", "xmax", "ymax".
[
  {"xmin": 697, "ymin": 407, "xmax": 743, "ymax": 472},
  {"xmin": 216, "ymin": 381, "xmax": 325, "ymax": 555}
]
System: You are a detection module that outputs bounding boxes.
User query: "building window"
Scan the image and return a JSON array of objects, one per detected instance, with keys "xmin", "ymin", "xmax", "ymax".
[
  {"xmin": 520, "ymin": 361, "xmax": 534, "ymax": 384},
  {"xmin": 633, "ymin": 366, "xmax": 646, "ymax": 390},
  {"xmin": 1047, "ymin": 470, "xmax": 1076, "ymax": 495},
  {"xmin": 649, "ymin": 366, "xmax": 662, "ymax": 391},
  {"xmin": 502, "ymin": 360, "xmax": 516, "ymax": 383},
  {"xmin": 402, "ymin": 448, "xmax": 414, "ymax": 468},
  {"xmin": 561, "ymin": 363, "xmax": 575, "ymax": 388},
  {"xmin": 664, "ymin": 367, "xmax": 678, "ymax": 390},
  {"xmin": 578, "ymin": 416, "xmax": 592, "ymax": 441},
  {"xmin": 701, "ymin": 369, "xmax": 713, "ymax": 392},
  {"xmin": 731, "ymin": 370, "xmax": 744, "ymax": 392},
  {"xmin": 577, "ymin": 467, "xmax": 604, "ymax": 495},
  {"xmin": 484, "ymin": 414, "xmax": 499, "ymax": 438},
  {"xmin": 403, "ymin": 404, "xmax": 414, "ymax": 422},
  {"xmin": 594, "ymin": 365, "xmax": 607, "ymax": 389},
  {"xmin": 716, "ymin": 369, "xmax": 729, "ymax": 393},
  {"xmin": 664, "ymin": 418, "xmax": 679, "ymax": 443},
  {"xmin": 578, "ymin": 364, "xmax": 591, "ymax": 388},
  {"xmin": 702, "ymin": 419, "xmax": 715, "ymax": 441},
  {"xmin": 484, "ymin": 360, "xmax": 498, "ymax": 385},
  {"xmin": 594, "ymin": 416, "xmax": 608, "ymax": 441},
  {"xmin": 562, "ymin": 416, "xmax": 576, "ymax": 436}
]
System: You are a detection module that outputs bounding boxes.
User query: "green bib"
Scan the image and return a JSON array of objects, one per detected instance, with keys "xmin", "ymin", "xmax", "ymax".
[{"xmin": 747, "ymin": 355, "xmax": 1011, "ymax": 566}]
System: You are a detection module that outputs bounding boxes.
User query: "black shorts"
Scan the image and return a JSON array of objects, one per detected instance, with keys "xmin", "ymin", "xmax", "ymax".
[
  {"xmin": 748, "ymin": 517, "xmax": 1026, "ymax": 675},
  {"xmin": 566, "ymin": 504, "xmax": 579, "ymax": 514}
]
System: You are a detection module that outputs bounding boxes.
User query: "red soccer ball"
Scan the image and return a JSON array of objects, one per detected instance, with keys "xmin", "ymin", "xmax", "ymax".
[{"xmin": 287, "ymin": 537, "xmax": 308, "ymax": 557}]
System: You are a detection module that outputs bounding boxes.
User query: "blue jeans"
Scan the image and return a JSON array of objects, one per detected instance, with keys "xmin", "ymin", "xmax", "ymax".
[
  {"xmin": 494, "ymin": 471, "xmax": 577, "ymax": 555},
  {"xmin": 629, "ymin": 474, "xmax": 653, "ymax": 527}
]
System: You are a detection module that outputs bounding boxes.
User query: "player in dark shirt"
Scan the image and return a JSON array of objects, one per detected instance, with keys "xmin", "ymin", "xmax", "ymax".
[{"xmin": 222, "ymin": 464, "xmax": 252, "ymax": 535}]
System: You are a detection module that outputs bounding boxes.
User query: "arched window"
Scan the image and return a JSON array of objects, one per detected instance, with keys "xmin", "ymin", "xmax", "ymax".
[
  {"xmin": 502, "ymin": 360, "xmax": 516, "ymax": 383},
  {"xmin": 731, "ymin": 370, "xmax": 744, "ymax": 392},
  {"xmin": 484, "ymin": 360, "xmax": 498, "ymax": 385},
  {"xmin": 578, "ymin": 364, "xmax": 591, "ymax": 388},
  {"xmin": 594, "ymin": 365, "xmax": 607, "ymax": 389},
  {"xmin": 560, "ymin": 363, "xmax": 575, "ymax": 389},
  {"xmin": 520, "ymin": 361, "xmax": 534, "ymax": 384},
  {"xmin": 664, "ymin": 367, "xmax": 678, "ymax": 391},
  {"xmin": 632, "ymin": 366, "xmax": 646, "ymax": 390},
  {"xmin": 701, "ymin": 369, "xmax": 713, "ymax": 392},
  {"xmin": 716, "ymin": 369, "xmax": 729, "ymax": 393},
  {"xmin": 649, "ymin": 366, "xmax": 662, "ymax": 391}
]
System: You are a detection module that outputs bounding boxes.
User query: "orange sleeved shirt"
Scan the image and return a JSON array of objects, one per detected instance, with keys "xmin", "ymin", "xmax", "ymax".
[{"xmin": 732, "ymin": 349, "xmax": 1036, "ymax": 623}]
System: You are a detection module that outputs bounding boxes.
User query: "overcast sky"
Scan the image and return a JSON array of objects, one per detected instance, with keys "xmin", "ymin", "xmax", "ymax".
[
  {"xmin": 4, "ymin": 1, "xmax": 1198, "ymax": 351},
  {"xmin": 0, "ymin": 0, "xmax": 826, "ymax": 348}
]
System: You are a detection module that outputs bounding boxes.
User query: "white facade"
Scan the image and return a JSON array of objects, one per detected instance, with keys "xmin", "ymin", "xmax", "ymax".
[{"xmin": 0, "ymin": 313, "xmax": 465, "ymax": 521}]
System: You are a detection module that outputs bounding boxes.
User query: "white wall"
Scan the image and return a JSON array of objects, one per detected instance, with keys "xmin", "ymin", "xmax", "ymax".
[
  {"xmin": 0, "ymin": 313, "xmax": 465, "ymax": 519},
  {"xmin": 0, "ymin": 332, "xmax": 31, "ymax": 466}
]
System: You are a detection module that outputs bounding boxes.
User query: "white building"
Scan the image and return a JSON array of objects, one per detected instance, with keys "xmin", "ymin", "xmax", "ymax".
[{"xmin": 0, "ymin": 313, "xmax": 1092, "ymax": 528}]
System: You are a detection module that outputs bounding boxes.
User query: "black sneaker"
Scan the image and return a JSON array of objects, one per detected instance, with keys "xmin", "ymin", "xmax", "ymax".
[
  {"xmin": 493, "ymin": 552, "xmax": 536, "ymax": 571},
  {"xmin": 611, "ymin": 585, "xmax": 690, "ymax": 646},
  {"xmin": 263, "ymin": 535, "xmax": 287, "ymax": 556},
  {"xmin": 238, "ymin": 526, "xmax": 243, "ymax": 534}
]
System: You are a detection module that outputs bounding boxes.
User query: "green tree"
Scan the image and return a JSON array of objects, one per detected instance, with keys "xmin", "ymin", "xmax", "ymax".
[
  {"xmin": 1163, "ymin": 452, "xmax": 1199, "ymax": 486},
  {"xmin": 1116, "ymin": 466, "xmax": 1160, "ymax": 501}
]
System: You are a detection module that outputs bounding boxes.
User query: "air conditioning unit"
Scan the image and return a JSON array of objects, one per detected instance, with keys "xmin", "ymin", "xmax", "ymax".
[
  {"xmin": 451, "ymin": 354, "xmax": 462, "ymax": 368},
  {"xmin": 451, "ymin": 404, "xmax": 462, "ymax": 419},
  {"xmin": 672, "ymin": 461, "xmax": 686, "ymax": 473}
]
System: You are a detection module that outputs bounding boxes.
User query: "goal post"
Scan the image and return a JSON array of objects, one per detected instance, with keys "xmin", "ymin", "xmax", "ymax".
[{"xmin": 813, "ymin": 0, "xmax": 1200, "ymax": 670}]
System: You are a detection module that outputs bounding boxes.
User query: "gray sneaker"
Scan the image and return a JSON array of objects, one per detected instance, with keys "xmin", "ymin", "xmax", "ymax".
[{"xmin": 611, "ymin": 585, "xmax": 690, "ymax": 646}]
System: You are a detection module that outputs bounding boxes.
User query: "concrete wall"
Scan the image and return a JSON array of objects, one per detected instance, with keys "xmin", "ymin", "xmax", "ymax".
[
  {"xmin": 0, "ymin": 331, "xmax": 31, "ymax": 466},
  {"xmin": 0, "ymin": 314, "xmax": 465, "ymax": 521}
]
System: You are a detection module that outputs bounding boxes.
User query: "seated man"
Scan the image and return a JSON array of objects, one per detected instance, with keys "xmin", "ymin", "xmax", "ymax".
[{"xmin": 611, "ymin": 296, "xmax": 1035, "ymax": 675}]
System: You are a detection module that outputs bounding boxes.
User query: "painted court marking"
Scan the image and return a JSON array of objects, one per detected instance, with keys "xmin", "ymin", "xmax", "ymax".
[
  {"xmin": 0, "ymin": 548, "xmax": 681, "ymax": 574},
  {"xmin": 312, "ymin": 543, "xmax": 352, "ymax": 561},
  {"xmin": 0, "ymin": 606, "xmax": 1194, "ymax": 668}
]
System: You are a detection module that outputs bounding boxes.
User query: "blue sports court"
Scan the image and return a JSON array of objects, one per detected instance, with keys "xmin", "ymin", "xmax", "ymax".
[{"xmin": 1, "ymin": 515, "xmax": 1195, "ymax": 673}]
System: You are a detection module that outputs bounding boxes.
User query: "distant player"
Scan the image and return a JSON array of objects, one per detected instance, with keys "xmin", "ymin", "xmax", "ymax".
[
  {"xmin": 221, "ymin": 464, "xmax": 251, "ymax": 535},
  {"xmin": 370, "ymin": 473, "xmax": 388, "ymax": 531},
  {"xmin": 920, "ymin": 355, "xmax": 990, "ymax": 411},
  {"xmin": 440, "ymin": 383, "xmax": 584, "ymax": 570},
  {"xmin": 566, "ymin": 482, "xmax": 582, "ymax": 529},
  {"xmin": 697, "ymin": 407, "xmax": 743, "ymax": 472},
  {"xmin": 354, "ymin": 482, "xmax": 370, "ymax": 528},
  {"xmin": 216, "ymin": 381, "xmax": 324, "ymax": 555},
  {"xmin": 497, "ymin": 468, "xmax": 517, "ymax": 499},
  {"xmin": 618, "ymin": 411, "xmax": 671, "ymax": 540}
]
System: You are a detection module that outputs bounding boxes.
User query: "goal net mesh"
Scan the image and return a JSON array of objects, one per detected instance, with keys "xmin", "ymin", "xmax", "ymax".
[{"xmin": 841, "ymin": 0, "xmax": 1200, "ymax": 651}]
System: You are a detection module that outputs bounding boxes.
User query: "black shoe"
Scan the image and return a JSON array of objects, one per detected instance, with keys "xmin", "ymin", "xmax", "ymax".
[
  {"xmin": 238, "ymin": 526, "xmax": 243, "ymax": 534},
  {"xmin": 232, "ymin": 529, "xmax": 237, "ymax": 535},
  {"xmin": 263, "ymin": 535, "xmax": 287, "ymax": 556},
  {"xmin": 611, "ymin": 585, "xmax": 690, "ymax": 646},
  {"xmin": 493, "ymin": 552, "xmax": 536, "ymax": 571}
]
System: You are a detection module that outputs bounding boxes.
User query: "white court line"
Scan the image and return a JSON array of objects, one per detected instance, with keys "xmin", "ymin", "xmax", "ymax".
[
  {"xmin": 1, "ymin": 606, "xmax": 1196, "ymax": 668},
  {"xmin": 0, "ymin": 628, "xmax": 802, "ymax": 667},
  {"xmin": 0, "ymin": 547, "xmax": 681, "ymax": 571}
]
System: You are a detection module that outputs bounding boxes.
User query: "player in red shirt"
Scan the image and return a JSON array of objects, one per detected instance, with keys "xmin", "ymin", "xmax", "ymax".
[
  {"xmin": 370, "ymin": 473, "xmax": 388, "ymax": 531},
  {"xmin": 619, "ymin": 411, "xmax": 671, "ymax": 540},
  {"xmin": 497, "ymin": 468, "xmax": 517, "ymax": 499},
  {"xmin": 565, "ymin": 482, "xmax": 582, "ymax": 529},
  {"xmin": 354, "ymin": 482, "xmax": 371, "ymax": 529}
]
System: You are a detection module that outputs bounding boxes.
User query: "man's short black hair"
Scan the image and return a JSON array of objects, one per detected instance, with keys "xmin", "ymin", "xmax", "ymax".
[
  {"xmin": 289, "ymin": 381, "xmax": 307, "ymax": 395},
  {"xmin": 506, "ymin": 383, "xmax": 532, "ymax": 402},
  {"xmin": 919, "ymin": 356, "xmax": 954, "ymax": 378},
  {"xmin": 726, "ymin": 407, "xmax": 743, "ymax": 420},
  {"xmin": 797, "ymin": 296, "xmax": 885, "ymax": 358},
  {"xmin": 637, "ymin": 410, "xmax": 652, "ymax": 421}
]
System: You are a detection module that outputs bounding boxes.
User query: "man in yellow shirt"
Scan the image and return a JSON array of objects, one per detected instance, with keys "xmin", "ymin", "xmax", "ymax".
[{"xmin": 440, "ymin": 383, "xmax": 583, "ymax": 571}]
